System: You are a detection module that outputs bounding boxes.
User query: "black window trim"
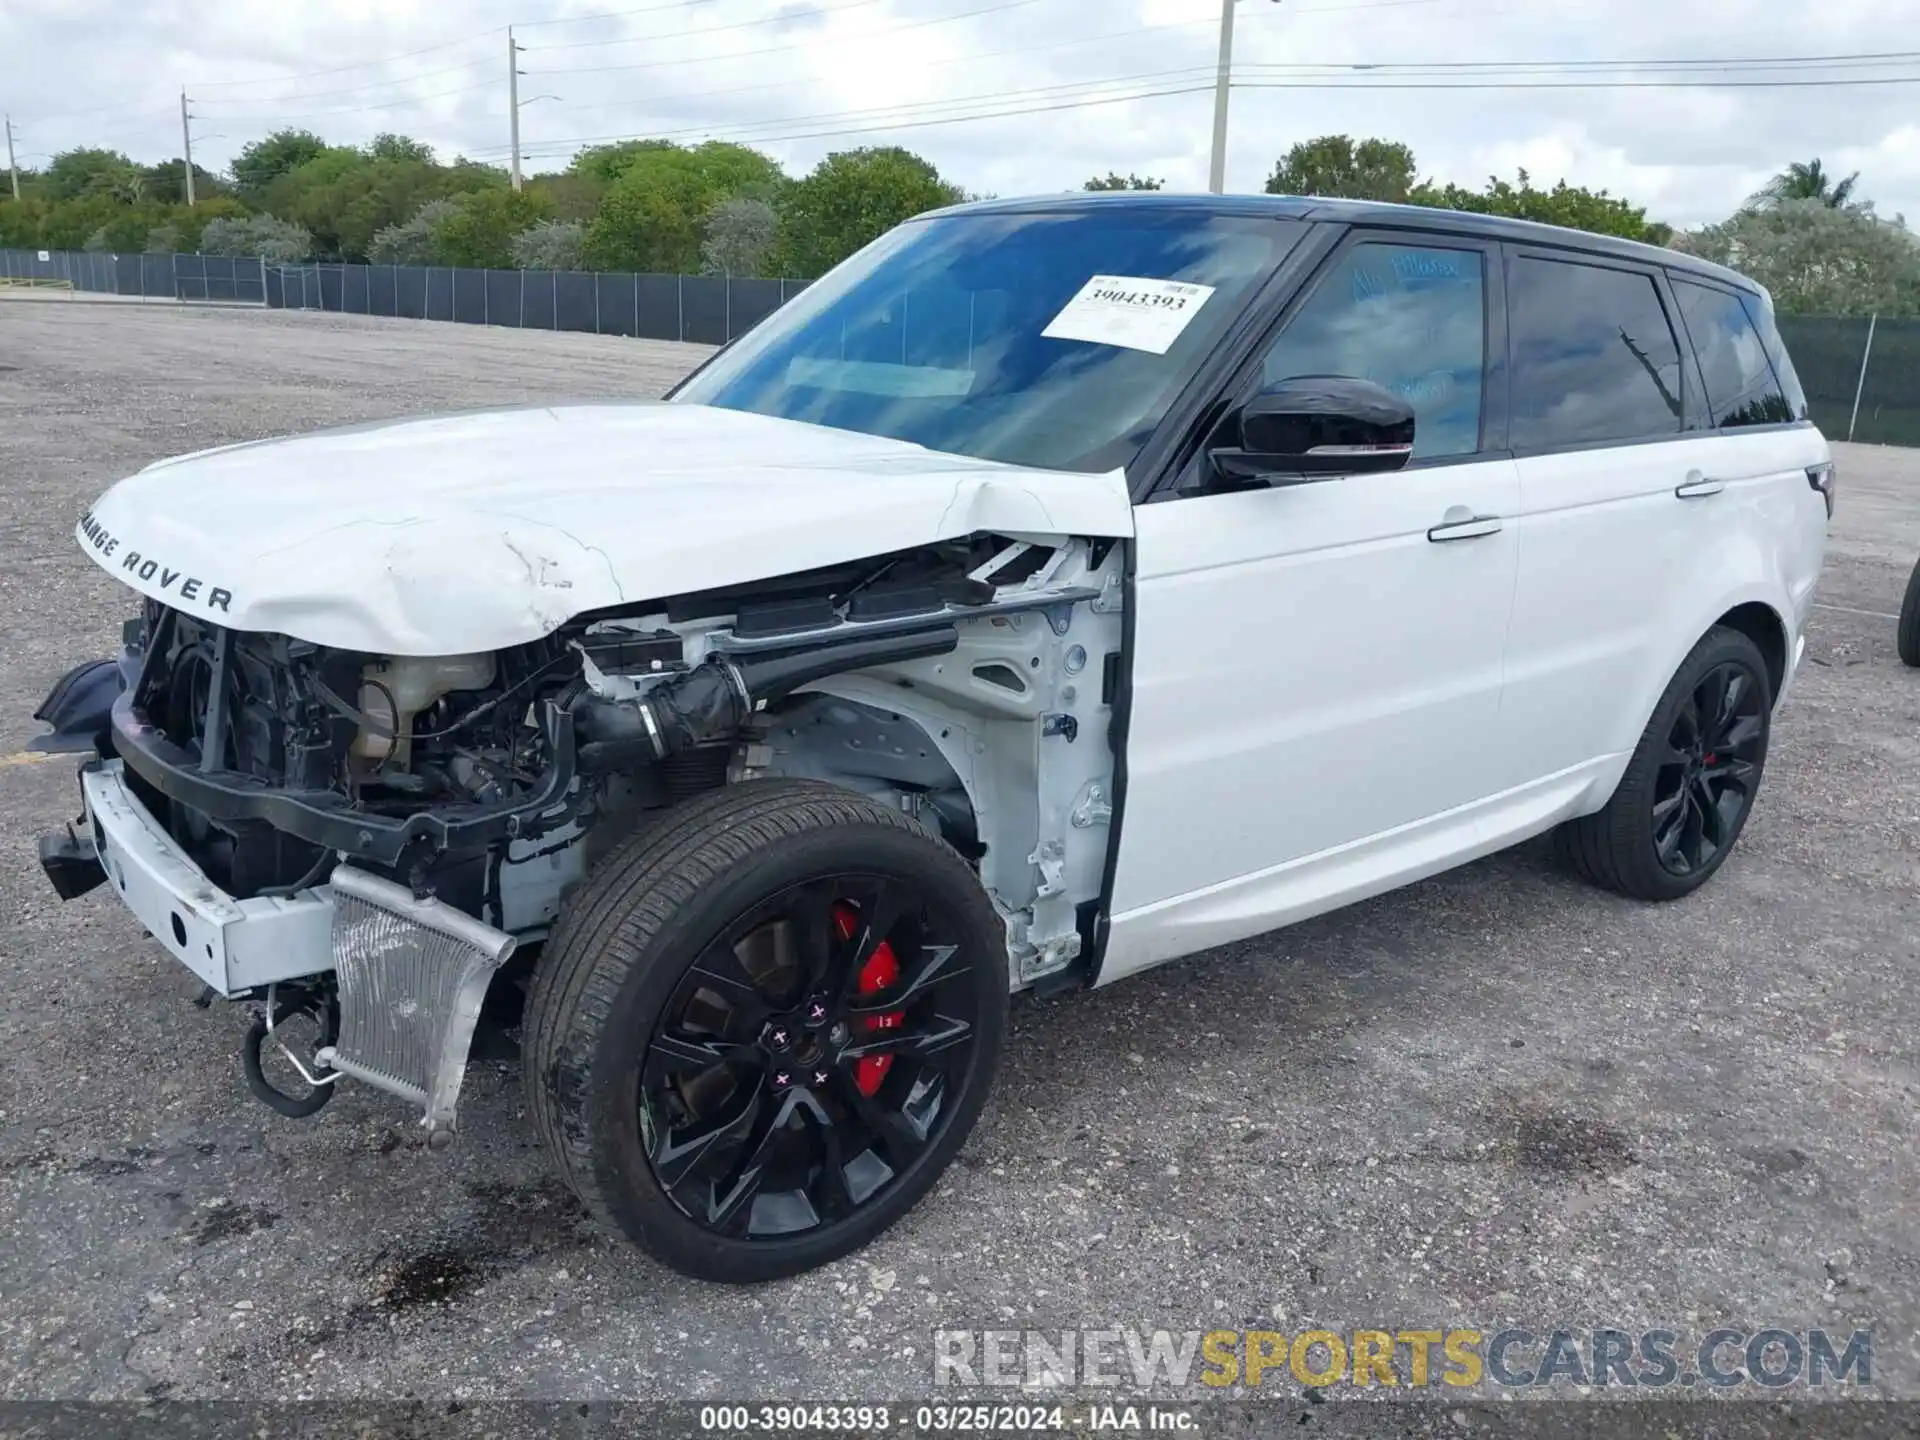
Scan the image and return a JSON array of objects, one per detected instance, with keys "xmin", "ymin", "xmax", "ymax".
[
  {"xmin": 1662, "ymin": 269, "xmax": 1814, "ymax": 438},
  {"xmin": 1139, "ymin": 222, "xmax": 1511, "ymax": 503},
  {"xmin": 1500, "ymin": 242, "xmax": 1699, "ymax": 460}
]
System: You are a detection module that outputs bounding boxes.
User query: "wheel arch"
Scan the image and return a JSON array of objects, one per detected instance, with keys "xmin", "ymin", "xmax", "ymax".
[{"xmin": 1713, "ymin": 599, "xmax": 1789, "ymax": 706}]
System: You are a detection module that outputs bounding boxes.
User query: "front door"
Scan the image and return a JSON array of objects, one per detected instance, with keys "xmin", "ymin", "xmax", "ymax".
[{"xmin": 1104, "ymin": 234, "xmax": 1519, "ymax": 977}]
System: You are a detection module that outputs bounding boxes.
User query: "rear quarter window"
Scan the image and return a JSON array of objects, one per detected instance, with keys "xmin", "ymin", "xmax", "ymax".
[{"xmin": 1671, "ymin": 277, "xmax": 1798, "ymax": 428}]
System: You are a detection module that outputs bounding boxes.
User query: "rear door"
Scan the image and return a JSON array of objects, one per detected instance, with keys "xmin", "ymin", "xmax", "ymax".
[
  {"xmin": 1495, "ymin": 248, "xmax": 1707, "ymax": 790},
  {"xmin": 1665, "ymin": 275, "xmax": 1830, "ymax": 663}
]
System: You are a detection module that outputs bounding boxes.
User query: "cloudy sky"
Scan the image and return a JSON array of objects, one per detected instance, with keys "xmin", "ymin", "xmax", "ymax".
[{"xmin": 5, "ymin": 0, "xmax": 1918, "ymax": 227}]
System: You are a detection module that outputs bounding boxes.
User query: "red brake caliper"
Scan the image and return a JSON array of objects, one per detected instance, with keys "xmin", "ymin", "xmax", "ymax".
[{"xmin": 833, "ymin": 902, "xmax": 904, "ymax": 1097}]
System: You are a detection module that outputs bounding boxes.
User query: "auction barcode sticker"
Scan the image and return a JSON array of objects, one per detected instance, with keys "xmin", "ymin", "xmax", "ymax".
[{"xmin": 1041, "ymin": 275, "xmax": 1217, "ymax": 355}]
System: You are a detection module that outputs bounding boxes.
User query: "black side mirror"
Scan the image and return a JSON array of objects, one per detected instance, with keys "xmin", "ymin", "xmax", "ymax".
[{"xmin": 1207, "ymin": 375, "xmax": 1416, "ymax": 486}]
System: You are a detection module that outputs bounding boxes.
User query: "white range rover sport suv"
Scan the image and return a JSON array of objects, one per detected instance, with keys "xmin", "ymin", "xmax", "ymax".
[{"xmin": 33, "ymin": 193, "xmax": 1832, "ymax": 1282}]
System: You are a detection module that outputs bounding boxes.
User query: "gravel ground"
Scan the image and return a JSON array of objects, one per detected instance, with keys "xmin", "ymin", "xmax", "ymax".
[{"xmin": 1, "ymin": 303, "xmax": 1917, "ymax": 1420}]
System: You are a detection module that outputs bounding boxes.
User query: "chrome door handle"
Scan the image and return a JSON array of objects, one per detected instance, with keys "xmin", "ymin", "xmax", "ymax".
[
  {"xmin": 1676, "ymin": 470, "xmax": 1725, "ymax": 499},
  {"xmin": 1427, "ymin": 514, "xmax": 1504, "ymax": 542}
]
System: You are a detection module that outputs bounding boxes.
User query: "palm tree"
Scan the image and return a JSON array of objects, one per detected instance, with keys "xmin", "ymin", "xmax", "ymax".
[{"xmin": 1746, "ymin": 158, "xmax": 1861, "ymax": 212}]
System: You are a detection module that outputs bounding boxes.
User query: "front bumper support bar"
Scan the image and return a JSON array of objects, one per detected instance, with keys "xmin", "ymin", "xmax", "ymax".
[{"xmin": 108, "ymin": 691, "xmax": 579, "ymax": 867}]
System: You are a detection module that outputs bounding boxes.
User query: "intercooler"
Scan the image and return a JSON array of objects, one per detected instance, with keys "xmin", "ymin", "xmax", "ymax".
[{"xmin": 320, "ymin": 866, "xmax": 518, "ymax": 1144}]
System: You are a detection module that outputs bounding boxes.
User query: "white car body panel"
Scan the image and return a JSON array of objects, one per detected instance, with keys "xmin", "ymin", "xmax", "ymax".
[
  {"xmin": 1099, "ymin": 456, "xmax": 1522, "ymax": 982},
  {"xmin": 75, "ymin": 402, "xmax": 1136, "ymax": 656}
]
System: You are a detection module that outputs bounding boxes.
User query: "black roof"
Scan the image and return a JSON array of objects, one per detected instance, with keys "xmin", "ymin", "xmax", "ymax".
[{"xmin": 928, "ymin": 190, "xmax": 1756, "ymax": 295}]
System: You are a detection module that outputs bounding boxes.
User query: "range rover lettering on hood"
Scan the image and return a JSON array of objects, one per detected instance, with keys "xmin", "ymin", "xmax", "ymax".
[{"xmin": 80, "ymin": 510, "xmax": 233, "ymax": 613}]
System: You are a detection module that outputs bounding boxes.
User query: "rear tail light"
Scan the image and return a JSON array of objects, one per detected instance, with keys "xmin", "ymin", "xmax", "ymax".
[{"xmin": 1807, "ymin": 461, "xmax": 1836, "ymax": 519}]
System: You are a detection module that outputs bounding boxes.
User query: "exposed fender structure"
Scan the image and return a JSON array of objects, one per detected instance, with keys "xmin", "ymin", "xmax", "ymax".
[{"xmin": 572, "ymin": 532, "xmax": 1127, "ymax": 988}]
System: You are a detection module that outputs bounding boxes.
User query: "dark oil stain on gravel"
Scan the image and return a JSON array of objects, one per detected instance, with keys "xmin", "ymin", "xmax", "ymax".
[
  {"xmin": 187, "ymin": 1199, "xmax": 280, "ymax": 1247},
  {"xmin": 372, "ymin": 1247, "xmax": 489, "ymax": 1312},
  {"xmin": 1497, "ymin": 1099, "xmax": 1637, "ymax": 1176}
]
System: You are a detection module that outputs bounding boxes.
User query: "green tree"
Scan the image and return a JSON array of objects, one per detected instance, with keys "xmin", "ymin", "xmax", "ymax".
[
  {"xmin": 1409, "ymin": 168, "xmax": 1657, "ymax": 242},
  {"xmin": 1266, "ymin": 136, "xmax": 1416, "ymax": 202},
  {"xmin": 583, "ymin": 141, "xmax": 787, "ymax": 272},
  {"xmin": 1747, "ymin": 157, "xmax": 1863, "ymax": 212},
  {"xmin": 1084, "ymin": 172, "xmax": 1164, "ymax": 191},
  {"xmin": 41, "ymin": 148, "xmax": 141, "ymax": 202},
  {"xmin": 1681, "ymin": 201, "xmax": 1920, "ymax": 315},
  {"xmin": 230, "ymin": 130, "xmax": 330, "ymax": 199},
  {"xmin": 140, "ymin": 158, "xmax": 224, "ymax": 206},
  {"xmin": 571, "ymin": 139, "xmax": 680, "ymax": 186},
  {"xmin": 433, "ymin": 187, "xmax": 553, "ymax": 268},
  {"xmin": 773, "ymin": 147, "xmax": 961, "ymax": 277},
  {"xmin": 0, "ymin": 199, "xmax": 48, "ymax": 248},
  {"xmin": 263, "ymin": 150, "xmax": 506, "ymax": 260},
  {"xmin": 367, "ymin": 133, "xmax": 435, "ymax": 164}
]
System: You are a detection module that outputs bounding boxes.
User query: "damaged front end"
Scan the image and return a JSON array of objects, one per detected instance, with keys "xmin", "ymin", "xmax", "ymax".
[{"xmin": 38, "ymin": 531, "xmax": 1123, "ymax": 1145}]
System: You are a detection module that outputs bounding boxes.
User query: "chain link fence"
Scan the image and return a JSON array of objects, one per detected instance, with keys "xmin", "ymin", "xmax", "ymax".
[
  {"xmin": 5, "ymin": 246, "xmax": 1913, "ymax": 444},
  {"xmin": 2, "ymin": 246, "xmax": 808, "ymax": 347}
]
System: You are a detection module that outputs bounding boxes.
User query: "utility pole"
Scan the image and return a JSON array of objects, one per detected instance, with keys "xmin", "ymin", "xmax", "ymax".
[
  {"xmin": 1208, "ymin": 0, "xmax": 1279, "ymax": 194},
  {"xmin": 4, "ymin": 115, "xmax": 19, "ymax": 201},
  {"xmin": 180, "ymin": 90, "xmax": 196, "ymax": 206},
  {"xmin": 508, "ymin": 27, "xmax": 523, "ymax": 192},
  {"xmin": 1207, "ymin": 0, "xmax": 1236, "ymax": 194}
]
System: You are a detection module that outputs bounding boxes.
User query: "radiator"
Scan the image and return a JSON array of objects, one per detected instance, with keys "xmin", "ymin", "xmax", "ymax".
[{"xmin": 320, "ymin": 865, "xmax": 518, "ymax": 1144}]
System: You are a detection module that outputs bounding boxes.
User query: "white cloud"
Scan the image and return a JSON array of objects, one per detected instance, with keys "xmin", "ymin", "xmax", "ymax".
[{"xmin": 2, "ymin": 0, "xmax": 1917, "ymax": 226}]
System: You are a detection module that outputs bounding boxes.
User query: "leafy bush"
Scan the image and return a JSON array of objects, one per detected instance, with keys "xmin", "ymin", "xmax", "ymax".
[
  {"xmin": 510, "ymin": 219, "xmax": 586, "ymax": 271},
  {"xmin": 367, "ymin": 198, "xmax": 461, "ymax": 265},
  {"xmin": 701, "ymin": 197, "xmax": 778, "ymax": 277},
  {"xmin": 198, "ymin": 214, "xmax": 313, "ymax": 262}
]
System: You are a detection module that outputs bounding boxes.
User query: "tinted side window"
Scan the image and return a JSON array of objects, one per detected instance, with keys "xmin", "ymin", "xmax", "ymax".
[
  {"xmin": 1260, "ymin": 242, "xmax": 1485, "ymax": 458},
  {"xmin": 1672, "ymin": 278, "xmax": 1794, "ymax": 428},
  {"xmin": 1509, "ymin": 257, "xmax": 1682, "ymax": 450},
  {"xmin": 1738, "ymin": 288, "xmax": 1810, "ymax": 422}
]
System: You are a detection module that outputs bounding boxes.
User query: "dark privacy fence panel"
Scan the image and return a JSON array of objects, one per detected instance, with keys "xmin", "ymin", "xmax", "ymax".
[
  {"xmin": 1776, "ymin": 315, "xmax": 1920, "ymax": 449},
  {"xmin": 2, "ymin": 248, "xmax": 811, "ymax": 348}
]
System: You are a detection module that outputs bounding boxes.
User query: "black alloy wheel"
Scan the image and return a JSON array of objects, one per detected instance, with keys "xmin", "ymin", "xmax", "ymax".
[
  {"xmin": 1556, "ymin": 625, "xmax": 1772, "ymax": 902},
  {"xmin": 641, "ymin": 873, "xmax": 981, "ymax": 1240},
  {"xmin": 524, "ymin": 779, "xmax": 1008, "ymax": 1283},
  {"xmin": 1648, "ymin": 659, "xmax": 1767, "ymax": 878}
]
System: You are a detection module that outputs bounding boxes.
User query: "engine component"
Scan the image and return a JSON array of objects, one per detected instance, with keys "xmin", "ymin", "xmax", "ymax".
[
  {"xmin": 573, "ymin": 626, "xmax": 961, "ymax": 767},
  {"xmin": 352, "ymin": 653, "xmax": 498, "ymax": 764}
]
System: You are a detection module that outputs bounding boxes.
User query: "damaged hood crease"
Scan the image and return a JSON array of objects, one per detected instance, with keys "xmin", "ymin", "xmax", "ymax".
[{"xmin": 77, "ymin": 402, "xmax": 1136, "ymax": 655}]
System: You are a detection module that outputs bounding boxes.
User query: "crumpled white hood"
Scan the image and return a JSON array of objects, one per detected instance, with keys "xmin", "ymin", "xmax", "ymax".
[{"xmin": 75, "ymin": 401, "xmax": 1135, "ymax": 655}]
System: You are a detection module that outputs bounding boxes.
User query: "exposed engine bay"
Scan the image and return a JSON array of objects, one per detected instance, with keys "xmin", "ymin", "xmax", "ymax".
[{"xmin": 104, "ymin": 530, "xmax": 1125, "ymax": 993}]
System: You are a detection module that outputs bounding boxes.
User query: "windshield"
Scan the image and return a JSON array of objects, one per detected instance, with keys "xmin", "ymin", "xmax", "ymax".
[{"xmin": 671, "ymin": 206, "xmax": 1307, "ymax": 473}]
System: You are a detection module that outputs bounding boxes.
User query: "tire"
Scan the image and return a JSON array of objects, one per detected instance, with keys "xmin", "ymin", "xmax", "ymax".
[
  {"xmin": 523, "ymin": 778, "xmax": 1008, "ymax": 1283},
  {"xmin": 1555, "ymin": 625, "xmax": 1772, "ymax": 902},
  {"xmin": 1898, "ymin": 555, "xmax": 1920, "ymax": 667}
]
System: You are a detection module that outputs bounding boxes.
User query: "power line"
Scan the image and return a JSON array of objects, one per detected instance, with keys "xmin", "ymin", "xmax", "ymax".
[
  {"xmin": 191, "ymin": 55, "xmax": 498, "ymax": 108},
  {"xmin": 498, "ymin": 55, "xmax": 1920, "ymax": 161},
  {"xmin": 1233, "ymin": 74, "xmax": 1920, "ymax": 88},
  {"xmin": 521, "ymin": 0, "xmax": 896, "ymax": 52},
  {"xmin": 484, "ymin": 64, "xmax": 1228, "ymax": 153},
  {"xmin": 528, "ymin": 0, "xmax": 1053, "ymax": 78},
  {"xmin": 189, "ymin": 27, "xmax": 506, "ymax": 90},
  {"xmin": 514, "ymin": 81, "xmax": 1220, "ymax": 157},
  {"xmin": 196, "ymin": 81, "xmax": 500, "ymax": 125},
  {"xmin": 490, "ymin": 46, "xmax": 1920, "ymax": 154}
]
